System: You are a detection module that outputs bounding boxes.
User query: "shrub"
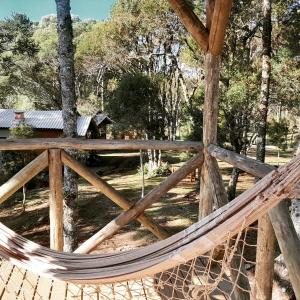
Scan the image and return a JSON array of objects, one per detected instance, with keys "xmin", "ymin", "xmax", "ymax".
[{"xmin": 139, "ymin": 161, "xmax": 171, "ymax": 178}]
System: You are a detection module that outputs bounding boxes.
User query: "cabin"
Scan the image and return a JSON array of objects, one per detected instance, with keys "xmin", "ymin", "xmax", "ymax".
[{"xmin": 0, "ymin": 109, "xmax": 114, "ymax": 139}]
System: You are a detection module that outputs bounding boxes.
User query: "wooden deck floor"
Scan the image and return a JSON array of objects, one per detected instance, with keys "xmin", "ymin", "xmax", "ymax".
[{"xmin": 0, "ymin": 258, "xmax": 234, "ymax": 300}]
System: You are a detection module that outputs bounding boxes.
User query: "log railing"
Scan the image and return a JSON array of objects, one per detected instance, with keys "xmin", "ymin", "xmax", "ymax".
[
  {"xmin": 0, "ymin": 139, "xmax": 299, "ymax": 296},
  {"xmin": 0, "ymin": 139, "xmax": 203, "ymax": 253}
]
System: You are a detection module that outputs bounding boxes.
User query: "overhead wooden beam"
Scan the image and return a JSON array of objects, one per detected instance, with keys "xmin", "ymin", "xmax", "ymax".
[
  {"xmin": 49, "ymin": 149, "xmax": 64, "ymax": 251},
  {"xmin": 0, "ymin": 151, "xmax": 48, "ymax": 204},
  {"xmin": 208, "ymin": 0, "xmax": 233, "ymax": 55},
  {"xmin": 75, "ymin": 153, "xmax": 204, "ymax": 254},
  {"xmin": 208, "ymin": 144, "xmax": 300, "ymax": 297},
  {"xmin": 61, "ymin": 151, "xmax": 169, "ymax": 240},
  {"xmin": 167, "ymin": 0, "xmax": 209, "ymax": 51},
  {"xmin": 0, "ymin": 139, "xmax": 203, "ymax": 152}
]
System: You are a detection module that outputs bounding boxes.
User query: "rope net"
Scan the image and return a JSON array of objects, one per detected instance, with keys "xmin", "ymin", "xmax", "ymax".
[{"xmin": 0, "ymin": 223, "xmax": 258, "ymax": 300}]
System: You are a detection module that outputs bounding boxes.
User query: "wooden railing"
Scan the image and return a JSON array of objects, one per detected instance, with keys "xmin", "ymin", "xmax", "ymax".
[
  {"xmin": 0, "ymin": 138, "xmax": 299, "ymax": 292},
  {"xmin": 0, "ymin": 139, "xmax": 203, "ymax": 253}
]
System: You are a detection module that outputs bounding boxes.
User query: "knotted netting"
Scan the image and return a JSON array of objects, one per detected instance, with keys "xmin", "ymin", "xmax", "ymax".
[
  {"xmin": 0, "ymin": 152, "xmax": 299, "ymax": 299},
  {"xmin": 0, "ymin": 223, "xmax": 258, "ymax": 299}
]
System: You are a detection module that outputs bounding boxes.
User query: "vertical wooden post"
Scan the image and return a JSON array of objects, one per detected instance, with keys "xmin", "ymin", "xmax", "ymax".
[
  {"xmin": 49, "ymin": 149, "xmax": 64, "ymax": 251},
  {"xmin": 199, "ymin": 52, "xmax": 228, "ymax": 219}
]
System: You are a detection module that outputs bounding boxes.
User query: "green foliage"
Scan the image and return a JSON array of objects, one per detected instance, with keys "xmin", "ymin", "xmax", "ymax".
[
  {"xmin": 179, "ymin": 152, "xmax": 193, "ymax": 162},
  {"xmin": 138, "ymin": 161, "xmax": 171, "ymax": 178},
  {"xmin": 9, "ymin": 123, "xmax": 35, "ymax": 139},
  {"xmin": 108, "ymin": 72, "xmax": 164, "ymax": 138},
  {"xmin": 268, "ymin": 118, "xmax": 289, "ymax": 151}
]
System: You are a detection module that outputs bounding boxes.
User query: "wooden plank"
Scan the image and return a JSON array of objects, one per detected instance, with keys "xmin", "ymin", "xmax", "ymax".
[
  {"xmin": 0, "ymin": 151, "xmax": 48, "ymax": 205},
  {"xmin": 16, "ymin": 271, "xmax": 39, "ymax": 300},
  {"xmin": 49, "ymin": 280, "xmax": 67, "ymax": 300},
  {"xmin": 65, "ymin": 283, "xmax": 80, "ymax": 299},
  {"xmin": 2, "ymin": 266, "xmax": 26, "ymax": 300},
  {"xmin": 34, "ymin": 275, "xmax": 53, "ymax": 300},
  {"xmin": 167, "ymin": 0, "xmax": 209, "ymax": 51},
  {"xmin": 0, "ymin": 139, "xmax": 203, "ymax": 152},
  {"xmin": 0, "ymin": 261, "xmax": 14, "ymax": 299},
  {"xmin": 49, "ymin": 149, "xmax": 64, "ymax": 251},
  {"xmin": 61, "ymin": 151, "xmax": 169, "ymax": 240},
  {"xmin": 199, "ymin": 54, "xmax": 228, "ymax": 218},
  {"xmin": 208, "ymin": 0, "xmax": 233, "ymax": 55},
  {"xmin": 75, "ymin": 153, "xmax": 204, "ymax": 253}
]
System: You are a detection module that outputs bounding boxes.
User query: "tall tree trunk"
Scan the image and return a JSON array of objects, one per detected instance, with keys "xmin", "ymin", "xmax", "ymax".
[
  {"xmin": 256, "ymin": 0, "xmax": 272, "ymax": 162},
  {"xmin": 56, "ymin": 0, "xmax": 78, "ymax": 252},
  {"xmin": 227, "ymin": 167, "xmax": 240, "ymax": 201},
  {"xmin": 254, "ymin": 1, "xmax": 276, "ymax": 299}
]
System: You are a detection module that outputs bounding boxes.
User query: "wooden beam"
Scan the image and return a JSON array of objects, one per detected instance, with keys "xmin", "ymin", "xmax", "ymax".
[
  {"xmin": 208, "ymin": 144, "xmax": 274, "ymax": 178},
  {"xmin": 61, "ymin": 151, "xmax": 169, "ymax": 240},
  {"xmin": 167, "ymin": 0, "xmax": 209, "ymax": 51},
  {"xmin": 49, "ymin": 149, "xmax": 64, "ymax": 251},
  {"xmin": 0, "ymin": 139, "xmax": 203, "ymax": 152},
  {"xmin": 208, "ymin": 0, "xmax": 233, "ymax": 55},
  {"xmin": 208, "ymin": 144, "xmax": 300, "ymax": 297},
  {"xmin": 75, "ymin": 152, "xmax": 204, "ymax": 253},
  {"xmin": 0, "ymin": 151, "xmax": 48, "ymax": 204}
]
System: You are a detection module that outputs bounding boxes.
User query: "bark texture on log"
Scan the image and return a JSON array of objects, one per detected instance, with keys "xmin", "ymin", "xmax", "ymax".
[
  {"xmin": 253, "ymin": 215, "xmax": 276, "ymax": 300},
  {"xmin": 199, "ymin": 53, "xmax": 222, "ymax": 219},
  {"xmin": 56, "ymin": 0, "xmax": 78, "ymax": 252},
  {"xmin": 0, "ymin": 139, "xmax": 203, "ymax": 152}
]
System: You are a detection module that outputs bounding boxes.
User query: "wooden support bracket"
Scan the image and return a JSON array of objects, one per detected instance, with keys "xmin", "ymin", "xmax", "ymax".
[
  {"xmin": 61, "ymin": 150, "xmax": 169, "ymax": 241},
  {"xmin": 167, "ymin": 0, "xmax": 209, "ymax": 51},
  {"xmin": 0, "ymin": 151, "xmax": 48, "ymax": 205}
]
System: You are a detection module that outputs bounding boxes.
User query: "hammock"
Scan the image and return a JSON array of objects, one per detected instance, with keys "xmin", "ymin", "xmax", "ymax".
[{"xmin": 0, "ymin": 154, "xmax": 299, "ymax": 299}]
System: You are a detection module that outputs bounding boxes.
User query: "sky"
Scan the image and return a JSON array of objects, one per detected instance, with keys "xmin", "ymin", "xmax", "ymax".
[{"xmin": 0, "ymin": 0, "xmax": 116, "ymax": 21}]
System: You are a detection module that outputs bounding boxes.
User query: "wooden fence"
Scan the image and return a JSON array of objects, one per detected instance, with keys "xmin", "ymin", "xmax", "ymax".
[{"xmin": 0, "ymin": 138, "xmax": 299, "ymax": 297}]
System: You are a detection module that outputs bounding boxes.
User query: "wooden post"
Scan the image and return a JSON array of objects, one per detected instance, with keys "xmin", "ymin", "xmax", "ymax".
[
  {"xmin": 199, "ymin": 52, "xmax": 228, "ymax": 219},
  {"xmin": 253, "ymin": 215, "xmax": 276, "ymax": 300},
  {"xmin": 49, "ymin": 149, "xmax": 64, "ymax": 251}
]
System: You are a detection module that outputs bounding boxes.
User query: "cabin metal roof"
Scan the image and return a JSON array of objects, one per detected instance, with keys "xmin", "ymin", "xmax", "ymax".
[{"xmin": 0, "ymin": 109, "xmax": 91, "ymax": 137}]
